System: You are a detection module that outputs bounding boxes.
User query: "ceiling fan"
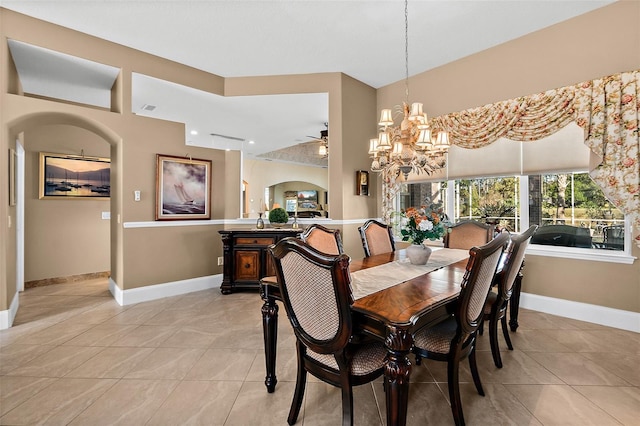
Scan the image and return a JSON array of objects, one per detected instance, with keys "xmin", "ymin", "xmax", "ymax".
[{"xmin": 305, "ymin": 122, "xmax": 329, "ymax": 157}]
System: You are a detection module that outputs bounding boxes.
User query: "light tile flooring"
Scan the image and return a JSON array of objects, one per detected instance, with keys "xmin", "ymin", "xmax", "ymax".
[{"xmin": 1, "ymin": 277, "xmax": 639, "ymax": 425}]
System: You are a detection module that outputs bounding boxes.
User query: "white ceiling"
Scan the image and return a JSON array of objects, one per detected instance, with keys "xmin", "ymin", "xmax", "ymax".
[{"xmin": 2, "ymin": 0, "xmax": 614, "ymax": 165}]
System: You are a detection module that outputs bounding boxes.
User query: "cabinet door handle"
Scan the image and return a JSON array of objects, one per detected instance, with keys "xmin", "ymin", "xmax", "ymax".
[
  {"xmin": 244, "ymin": 263, "xmax": 251, "ymax": 269},
  {"xmin": 253, "ymin": 240, "xmax": 258, "ymax": 244}
]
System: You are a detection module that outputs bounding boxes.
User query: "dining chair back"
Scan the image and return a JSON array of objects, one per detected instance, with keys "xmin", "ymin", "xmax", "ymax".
[
  {"xmin": 358, "ymin": 219, "xmax": 395, "ymax": 257},
  {"xmin": 412, "ymin": 232, "xmax": 510, "ymax": 426},
  {"xmin": 482, "ymin": 225, "xmax": 538, "ymax": 368},
  {"xmin": 268, "ymin": 237, "xmax": 386, "ymax": 426},
  {"xmin": 444, "ymin": 220, "xmax": 495, "ymax": 250},
  {"xmin": 300, "ymin": 224, "xmax": 344, "ymax": 255}
]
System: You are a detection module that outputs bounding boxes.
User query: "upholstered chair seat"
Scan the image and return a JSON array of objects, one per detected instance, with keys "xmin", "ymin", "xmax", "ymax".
[
  {"xmin": 306, "ymin": 341, "xmax": 387, "ymax": 376},
  {"xmin": 413, "ymin": 317, "xmax": 458, "ymax": 354}
]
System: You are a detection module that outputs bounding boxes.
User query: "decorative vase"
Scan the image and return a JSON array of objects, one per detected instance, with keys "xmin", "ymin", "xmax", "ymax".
[
  {"xmin": 406, "ymin": 244, "xmax": 432, "ymax": 265},
  {"xmin": 256, "ymin": 212, "xmax": 264, "ymax": 229}
]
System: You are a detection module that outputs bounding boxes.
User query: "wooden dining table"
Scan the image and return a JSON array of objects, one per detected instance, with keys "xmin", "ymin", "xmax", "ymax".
[
  {"xmin": 259, "ymin": 247, "xmax": 477, "ymax": 426},
  {"xmin": 260, "ymin": 248, "xmax": 522, "ymax": 425}
]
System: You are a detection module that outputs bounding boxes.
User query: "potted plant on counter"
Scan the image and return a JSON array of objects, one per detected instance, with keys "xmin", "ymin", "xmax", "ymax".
[{"xmin": 268, "ymin": 207, "xmax": 289, "ymax": 228}]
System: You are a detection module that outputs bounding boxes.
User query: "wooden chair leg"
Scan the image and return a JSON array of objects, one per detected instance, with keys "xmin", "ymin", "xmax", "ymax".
[
  {"xmin": 489, "ymin": 314, "xmax": 503, "ymax": 368},
  {"xmin": 501, "ymin": 315, "xmax": 513, "ymax": 350},
  {"xmin": 287, "ymin": 357, "xmax": 307, "ymax": 425},
  {"xmin": 447, "ymin": 359, "xmax": 466, "ymax": 426},
  {"xmin": 469, "ymin": 346, "xmax": 485, "ymax": 396},
  {"xmin": 341, "ymin": 383, "xmax": 354, "ymax": 426}
]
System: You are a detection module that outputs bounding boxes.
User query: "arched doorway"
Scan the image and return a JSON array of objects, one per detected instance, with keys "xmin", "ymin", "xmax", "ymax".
[{"xmin": 8, "ymin": 112, "xmax": 121, "ymax": 325}]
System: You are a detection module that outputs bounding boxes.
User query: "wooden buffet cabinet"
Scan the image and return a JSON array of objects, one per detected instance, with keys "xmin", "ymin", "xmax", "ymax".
[{"xmin": 219, "ymin": 228, "xmax": 303, "ymax": 294}]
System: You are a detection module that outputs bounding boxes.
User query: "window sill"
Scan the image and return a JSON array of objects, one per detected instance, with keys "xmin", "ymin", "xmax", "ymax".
[{"xmin": 527, "ymin": 244, "xmax": 636, "ymax": 264}]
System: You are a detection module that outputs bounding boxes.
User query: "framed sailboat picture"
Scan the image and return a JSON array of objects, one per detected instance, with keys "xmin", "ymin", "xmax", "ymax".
[
  {"xmin": 156, "ymin": 154, "xmax": 211, "ymax": 220},
  {"xmin": 39, "ymin": 152, "xmax": 111, "ymax": 200}
]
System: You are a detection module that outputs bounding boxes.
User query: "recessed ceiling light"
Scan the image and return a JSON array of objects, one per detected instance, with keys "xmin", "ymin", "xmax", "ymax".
[
  {"xmin": 249, "ymin": 140, "xmax": 255, "ymax": 144},
  {"xmin": 226, "ymin": 148, "xmax": 231, "ymax": 151},
  {"xmin": 190, "ymin": 130, "xmax": 198, "ymax": 135}
]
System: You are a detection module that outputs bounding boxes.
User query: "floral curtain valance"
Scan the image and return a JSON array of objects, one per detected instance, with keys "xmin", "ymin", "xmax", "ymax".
[
  {"xmin": 383, "ymin": 70, "xmax": 640, "ymax": 248},
  {"xmin": 431, "ymin": 86, "xmax": 576, "ymax": 148}
]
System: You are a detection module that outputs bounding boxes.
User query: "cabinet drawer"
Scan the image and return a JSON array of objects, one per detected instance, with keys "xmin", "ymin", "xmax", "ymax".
[{"xmin": 235, "ymin": 237, "xmax": 275, "ymax": 245}]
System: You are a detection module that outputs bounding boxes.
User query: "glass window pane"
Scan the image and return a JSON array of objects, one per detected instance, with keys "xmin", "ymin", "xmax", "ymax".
[
  {"xmin": 528, "ymin": 172, "xmax": 625, "ymax": 250},
  {"xmin": 453, "ymin": 176, "xmax": 520, "ymax": 232},
  {"xmin": 398, "ymin": 182, "xmax": 446, "ymax": 211}
]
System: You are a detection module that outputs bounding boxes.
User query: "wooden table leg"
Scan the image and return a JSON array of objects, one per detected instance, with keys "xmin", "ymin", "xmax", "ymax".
[
  {"xmin": 384, "ymin": 325, "xmax": 413, "ymax": 426},
  {"xmin": 509, "ymin": 266, "xmax": 523, "ymax": 332},
  {"xmin": 261, "ymin": 288, "xmax": 279, "ymax": 393}
]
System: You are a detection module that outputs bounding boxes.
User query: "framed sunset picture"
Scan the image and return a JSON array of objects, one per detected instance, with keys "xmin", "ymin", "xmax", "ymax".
[{"xmin": 39, "ymin": 152, "xmax": 110, "ymax": 200}]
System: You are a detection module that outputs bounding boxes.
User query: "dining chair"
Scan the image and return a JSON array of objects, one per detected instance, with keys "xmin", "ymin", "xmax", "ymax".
[
  {"xmin": 482, "ymin": 225, "xmax": 538, "ymax": 368},
  {"xmin": 358, "ymin": 219, "xmax": 395, "ymax": 257},
  {"xmin": 300, "ymin": 223, "xmax": 344, "ymax": 255},
  {"xmin": 268, "ymin": 237, "xmax": 387, "ymax": 426},
  {"xmin": 443, "ymin": 220, "xmax": 495, "ymax": 250},
  {"xmin": 412, "ymin": 232, "xmax": 510, "ymax": 426}
]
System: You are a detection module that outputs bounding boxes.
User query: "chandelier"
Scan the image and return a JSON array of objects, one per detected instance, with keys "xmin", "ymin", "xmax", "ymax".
[{"xmin": 369, "ymin": 0, "xmax": 450, "ymax": 180}]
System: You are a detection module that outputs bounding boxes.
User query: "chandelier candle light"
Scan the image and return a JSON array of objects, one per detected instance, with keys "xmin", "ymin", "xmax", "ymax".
[{"xmin": 369, "ymin": 0, "xmax": 450, "ymax": 180}]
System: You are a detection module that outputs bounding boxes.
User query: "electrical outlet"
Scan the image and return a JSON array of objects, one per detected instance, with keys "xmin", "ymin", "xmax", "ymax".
[
  {"xmin": 134, "ymin": 190, "xmax": 141, "ymax": 201},
  {"xmin": 217, "ymin": 257, "xmax": 224, "ymax": 266}
]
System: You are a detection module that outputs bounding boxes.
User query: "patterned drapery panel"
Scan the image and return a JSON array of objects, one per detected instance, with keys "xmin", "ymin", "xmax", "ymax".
[
  {"xmin": 574, "ymin": 71, "xmax": 640, "ymax": 248},
  {"xmin": 381, "ymin": 70, "xmax": 640, "ymax": 247}
]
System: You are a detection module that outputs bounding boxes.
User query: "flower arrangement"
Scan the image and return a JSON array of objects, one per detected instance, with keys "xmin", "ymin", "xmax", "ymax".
[{"xmin": 394, "ymin": 201, "xmax": 448, "ymax": 246}]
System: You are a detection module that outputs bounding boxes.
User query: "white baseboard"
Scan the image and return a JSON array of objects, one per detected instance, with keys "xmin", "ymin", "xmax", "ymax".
[
  {"xmin": 109, "ymin": 274, "xmax": 223, "ymax": 306},
  {"xmin": 520, "ymin": 292, "xmax": 640, "ymax": 333},
  {"xmin": 0, "ymin": 292, "xmax": 19, "ymax": 330}
]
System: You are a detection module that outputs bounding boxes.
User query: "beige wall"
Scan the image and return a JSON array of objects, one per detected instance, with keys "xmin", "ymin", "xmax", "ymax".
[
  {"xmin": 24, "ymin": 125, "xmax": 110, "ymax": 282},
  {"xmin": 376, "ymin": 1, "xmax": 640, "ymax": 313}
]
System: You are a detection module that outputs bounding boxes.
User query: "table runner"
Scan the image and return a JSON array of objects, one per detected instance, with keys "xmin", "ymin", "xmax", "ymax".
[{"xmin": 350, "ymin": 248, "xmax": 469, "ymax": 300}]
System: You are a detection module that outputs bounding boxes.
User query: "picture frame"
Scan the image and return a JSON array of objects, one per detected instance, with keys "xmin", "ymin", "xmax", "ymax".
[
  {"xmin": 39, "ymin": 151, "xmax": 111, "ymax": 200},
  {"xmin": 156, "ymin": 154, "xmax": 211, "ymax": 220},
  {"xmin": 356, "ymin": 170, "xmax": 369, "ymax": 196},
  {"xmin": 8, "ymin": 149, "xmax": 16, "ymax": 206}
]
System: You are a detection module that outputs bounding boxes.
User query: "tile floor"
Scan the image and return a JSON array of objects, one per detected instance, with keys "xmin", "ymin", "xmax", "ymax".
[{"xmin": 1, "ymin": 277, "xmax": 639, "ymax": 425}]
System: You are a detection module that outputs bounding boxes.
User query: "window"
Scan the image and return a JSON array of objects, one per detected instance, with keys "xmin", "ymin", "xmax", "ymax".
[
  {"xmin": 527, "ymin": 172, "xmax": 625, "ymax": 250},
  {"xmin": 400, "ymin": 171, "xmax": 630, "ymax": 262},
  {"xmin": 452, "ymin": 177, "xmax": 520, "ymax": 232}
]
